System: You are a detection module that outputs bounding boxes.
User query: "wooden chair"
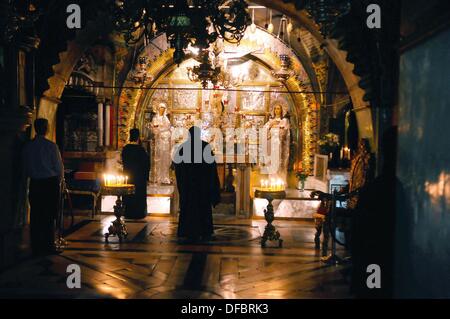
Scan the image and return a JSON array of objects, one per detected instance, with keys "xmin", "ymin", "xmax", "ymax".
[
  {"xmin": 312, "ymin": 139, "xmax": 373, "ymax": 256},
  {"xmin": 66, "ymin": 171, "xmax": 101, "ymax": 219},
  {"xmin": 66, "ymin": 189, "xmax": 99, "ymax": 218}
]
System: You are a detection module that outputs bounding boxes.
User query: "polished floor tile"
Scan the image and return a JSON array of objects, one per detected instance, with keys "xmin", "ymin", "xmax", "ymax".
[{"xmin": 0, "ymin": 215, "xmax": 351, "ymax": 299}]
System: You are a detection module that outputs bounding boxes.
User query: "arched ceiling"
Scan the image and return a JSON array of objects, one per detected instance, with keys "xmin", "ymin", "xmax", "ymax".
[
  {"xmin": 116, "ymin": 23, "xmax": 325, "ymax": 171},
  {"xmin": 118, "ymin": 26, "xmax": 318, "ymax": 143},
  {"xmin": 36, "ymin": 0, "xmax": 373, "ymax": 149},
  {"xmin": 251, "ymin": 0, "xmax": 373, "ymax": 142}
]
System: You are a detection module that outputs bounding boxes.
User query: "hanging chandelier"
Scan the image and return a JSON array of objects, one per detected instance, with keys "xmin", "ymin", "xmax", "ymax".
[
  {"xmin": 187, "ymin": 49, "xmax": 221, "ymax": 89},
  {"xmin": 272, "ymin": 54, "xmax": 295, "ymax": 83},
  {"xmin": 111, "ymin": 0, "xmax": 251, "ymax": 65}
]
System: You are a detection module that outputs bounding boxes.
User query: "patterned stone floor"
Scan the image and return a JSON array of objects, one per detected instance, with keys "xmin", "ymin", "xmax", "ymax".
[{"xmin": 0, "ymin": 215, "xmax": 352, "ymax": 299}]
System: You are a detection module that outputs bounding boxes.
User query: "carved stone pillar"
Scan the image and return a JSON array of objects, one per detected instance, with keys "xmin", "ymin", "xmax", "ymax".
[{"xmin": 0, "ymin": 108, "xmax": 33, "ymax": 270}]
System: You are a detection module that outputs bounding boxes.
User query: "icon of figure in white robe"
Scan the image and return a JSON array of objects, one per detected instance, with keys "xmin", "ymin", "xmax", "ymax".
[
  {"xmin": 263, "ymin": 103, "xmax": 290, "ymax": 183},
  {"xmin": 150, "ymin": 103, "xmax": 172, "ymax": 184}
]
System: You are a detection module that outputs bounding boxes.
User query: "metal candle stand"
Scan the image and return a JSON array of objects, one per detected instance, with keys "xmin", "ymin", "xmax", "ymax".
[
  {"xmin": 101, "ymin": 185, "xmax": 135, "ymax": 243},
  {"xmin": 55, "ymin": 180, "xmax": 71, "ymax": 250},
  {"xmin": 255, "ymin": 189, "xmax": 286, "ymax": 248}
]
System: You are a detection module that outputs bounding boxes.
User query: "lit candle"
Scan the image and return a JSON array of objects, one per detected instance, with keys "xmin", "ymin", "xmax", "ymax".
[
  {"xmin": 342, "ymin": 147, "xmax": 347, "ymax": 160},
  {"xmin": 125, "ymin": 176, "xmax": 128, "ymax": 185}
]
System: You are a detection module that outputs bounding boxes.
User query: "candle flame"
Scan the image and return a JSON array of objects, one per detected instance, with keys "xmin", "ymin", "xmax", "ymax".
[
  {"xmin": 260, "ymin": 178, "xmax": 285, "ymax": 191},
  {"xmin": 103, "ymin": 173, "xmax": 129, "ymax": 187}
]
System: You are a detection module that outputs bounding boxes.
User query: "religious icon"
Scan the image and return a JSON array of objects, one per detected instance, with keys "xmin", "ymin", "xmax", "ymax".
[
  {"xmin": 262, "ymin": 102, "xmax": 290, "ymax": 183},
  {"xmin": 241, "ymin": 87, "xmax": 265, "ymax": 112},
  {"xmin": 150, "ymin": 102, "xmax": 172, "ymax": 184}
]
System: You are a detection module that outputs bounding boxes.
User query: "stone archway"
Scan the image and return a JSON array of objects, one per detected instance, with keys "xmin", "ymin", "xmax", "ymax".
[
  {"xmin": 118, "ymin": 28, "xmax": 322, "ymax": 171},
  {"xmin": 36, "ymin": 17, "xmax": 115, "ymax": 142},
  {"xmin": 253, "ymin": 0, "xmax": 374, "ymax": 143},
  {"xmin": 37, "ymin": 0, "xmax": 373, "ymax": 146}
]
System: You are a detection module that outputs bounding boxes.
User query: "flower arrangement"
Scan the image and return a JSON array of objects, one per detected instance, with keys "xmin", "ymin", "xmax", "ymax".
[
  {"xmin": 318, "ymin": 133, "xmax": 340, "ymax": 155},
  {"xmin": 294, "ymin": 162, "xmax": 308, "ymax": 191},
  {"xmin": 295, "ymin": 167, "xmax": 308, "ymax": 182}
]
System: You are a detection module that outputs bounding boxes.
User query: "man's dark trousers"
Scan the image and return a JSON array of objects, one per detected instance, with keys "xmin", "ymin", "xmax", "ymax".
[{"xmin": 29, "ymin": 176, "xmax": 60, "ymax": 255}]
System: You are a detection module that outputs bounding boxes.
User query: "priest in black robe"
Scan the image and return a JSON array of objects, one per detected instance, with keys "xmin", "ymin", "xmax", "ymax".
[
  {"xmin": 122, "ymin": 128, "xmax": 150, "ymax": 219},
  {"xmin": 173, "ymin": 126, "xmax": 221, "ymax": 241}
]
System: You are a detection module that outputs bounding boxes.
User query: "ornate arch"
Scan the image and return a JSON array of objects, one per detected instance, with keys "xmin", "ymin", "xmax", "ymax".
[
  {"xmin": 35, "ymin": 0, "xmax": 373, "ymax": 151},
  {"xmin": 253, "ymin": 0, "xmax": 374, "ymax": 144},
  {"xmin": 118, "ymin": 28, "xmax": 323, "ymax": 171}
]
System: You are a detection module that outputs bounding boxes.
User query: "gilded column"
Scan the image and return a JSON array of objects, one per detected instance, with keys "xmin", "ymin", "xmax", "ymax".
[
  {"xmin": 97, "ymin": 97, "xmax": 104, "ymax": 149},
  {"xmin": 105, "ymin": 101, "xmax": 111, "ymax": 147}
]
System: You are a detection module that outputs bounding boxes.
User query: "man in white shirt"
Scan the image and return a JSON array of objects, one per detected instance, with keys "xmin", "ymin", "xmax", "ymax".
[{"xmin": 22, "ymin": 118, "xmax": 64, "ymax": 256}]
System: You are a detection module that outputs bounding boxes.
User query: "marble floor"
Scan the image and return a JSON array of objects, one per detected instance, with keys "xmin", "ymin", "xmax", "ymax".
[{"xmin": 0, "ymin": 215, "xmax": 352, "ymax": 299}]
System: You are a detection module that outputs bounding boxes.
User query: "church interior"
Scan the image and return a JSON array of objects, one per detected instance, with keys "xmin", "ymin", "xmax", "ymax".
[{"xmin": 0, "ymin": 0, "xmax": 449, "ymax": 300}]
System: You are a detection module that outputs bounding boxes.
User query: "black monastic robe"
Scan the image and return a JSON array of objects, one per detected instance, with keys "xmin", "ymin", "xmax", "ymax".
[
  {"xmin": 122, "ymin": 143, "xmax": 150, "ymax": 219},
  {"xmin": 173, "ymin": 129, "xmax": 221, "ymax": 239}
]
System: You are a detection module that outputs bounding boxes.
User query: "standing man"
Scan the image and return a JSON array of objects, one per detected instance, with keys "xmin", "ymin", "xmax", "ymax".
[
  {"xmin": 173, "ymin": 126, "xmax": 221, "ymax": 242},
  {"xmin": 122, "ymin": 128, "xmax": 150, "ymax": 219},
  {"xmin": 22, "ymin": 118, "xmax": 64, "ymax": 256}
]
